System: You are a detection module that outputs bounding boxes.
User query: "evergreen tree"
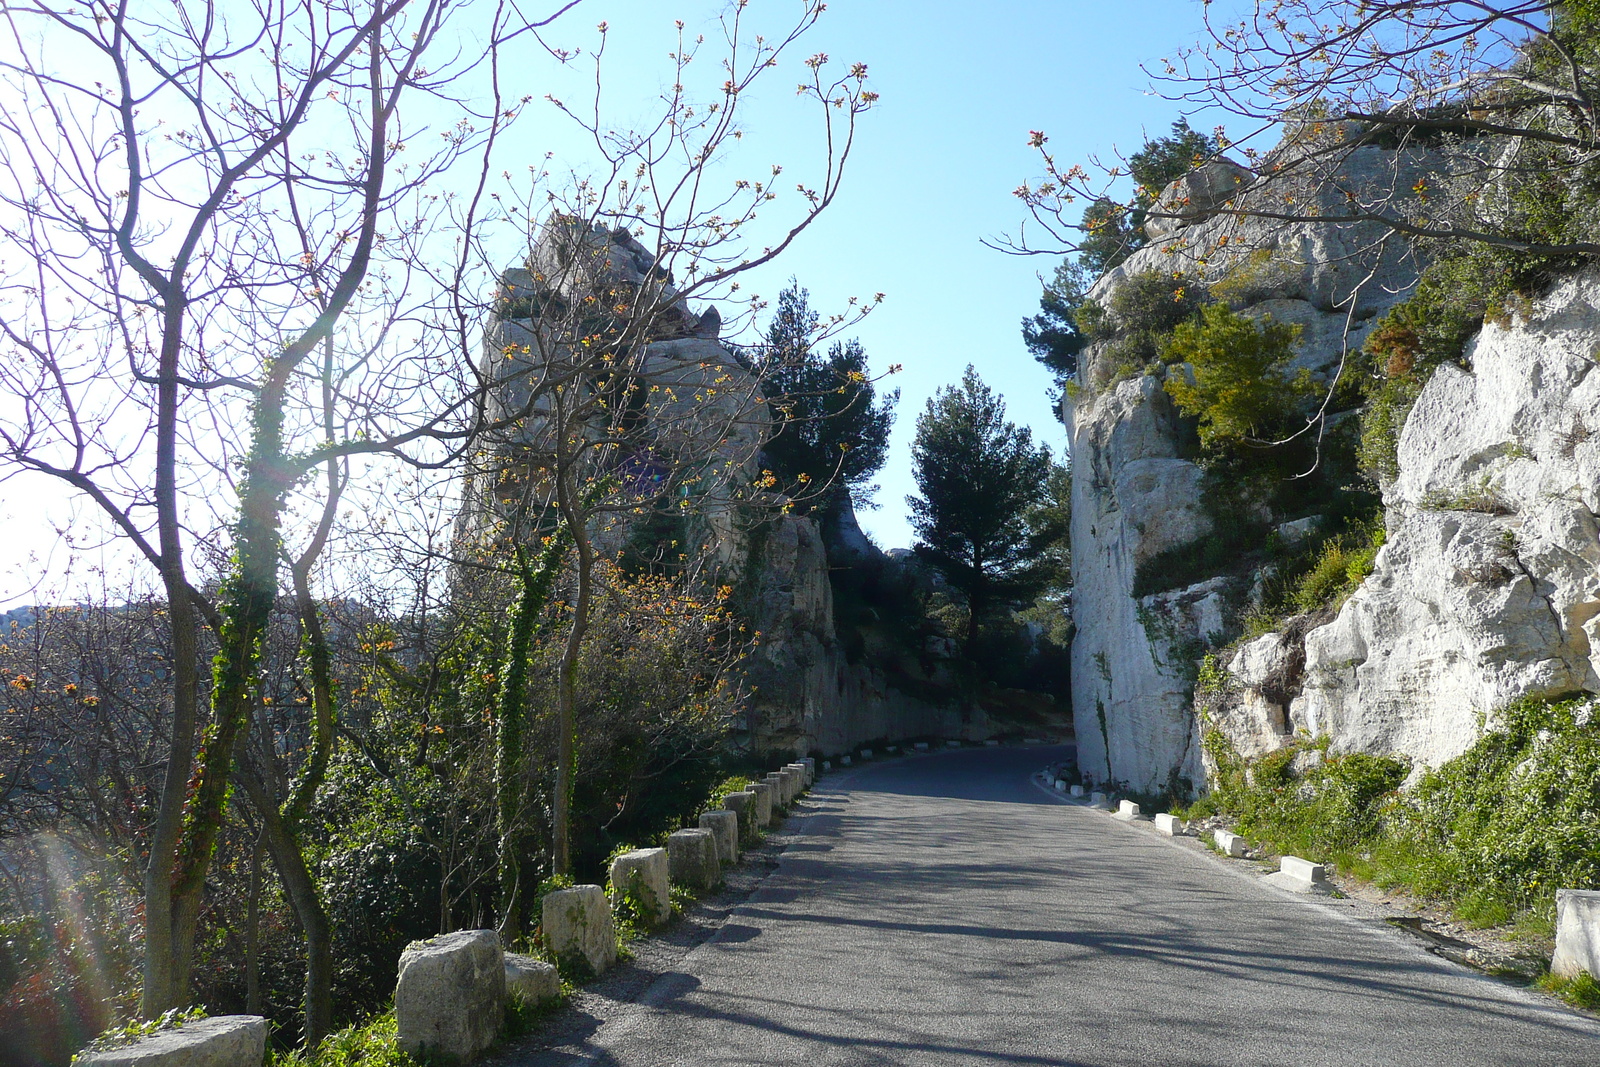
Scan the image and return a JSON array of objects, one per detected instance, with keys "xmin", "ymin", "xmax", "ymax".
[
  {"xmin": 908, "ymin": 367, "xmax": 1054, "ymax": 650},
  {"xmin": 1021, "ymin": 259, "xmax": 1089, "ymax": 379},
  {"xmin": 1076, "ymin": 119, "xmax": 1220, "ymax": 276},
  {"xmin": 758, "ymin": 281, "xmax": 898, "ymax": 515}
]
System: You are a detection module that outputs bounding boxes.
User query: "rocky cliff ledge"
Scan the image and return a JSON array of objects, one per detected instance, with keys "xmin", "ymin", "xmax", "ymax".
[{"xmin": 1070, "ymin": 130, "xmax": 1600, "ymax": 793}]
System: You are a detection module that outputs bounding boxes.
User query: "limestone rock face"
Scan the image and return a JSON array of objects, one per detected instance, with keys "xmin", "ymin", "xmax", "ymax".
[
  {"xmin": 76, "ymin": 1017, "xmax": 266, "ymax": 1067},
  {"xmin": 1296, "ymin": 270, "xmax": 1600, "ymax": 768},
  {"xmin": 1144, "ymin": 159, "xmax": 1256, "ymax": 241},
  {"xmin": 541, "ymin": 886, "xmax": 617, "ymax": 977},
  {"xmin": 394, "ymin": 930, "xmax": 504, "ymax": 1062},
  {"xmin": 1069, "ymin": 139, "xmax": 1432, "ymax": 792}
]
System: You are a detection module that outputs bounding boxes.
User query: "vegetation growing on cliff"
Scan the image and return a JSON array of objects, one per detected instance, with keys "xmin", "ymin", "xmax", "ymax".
[{"xmin": 1191, "ymin": 693, "xmax": 1600, "ymax": 933}]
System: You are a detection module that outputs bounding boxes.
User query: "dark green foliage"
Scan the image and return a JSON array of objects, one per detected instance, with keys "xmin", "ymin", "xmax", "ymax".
[
  {"xmin": 1077, "ymin": 120, "xmax": 1220, "ymax": 276},
  {"xmin": 1078, "ymin": 270, "xmax": 1209, "ymax": 383},
  {"xmin": 1195, "ymin": 694, "xmax": 1600, "ymax": 929},
  {"xmin": 1163, "ymin": 303, "xmax": 1313, "ymax": 451},
  {"xmin": 1078, "ymin": 198, "xmax": 1141, "ymax": 277},
  {"xmin": 1129, "ymin": 119, "xmax": 1219, "ymax": 202},
  {"xmin": 756, "ymin": 282, "xmax": 897, "ymax": 514},
  {"xmin": 907, "ymin": 367, "xmax": 1054, "ymax": 649},
  {"xmin": 1021, "ymin": 259, "xmax": 1088, "ymax": 380}
]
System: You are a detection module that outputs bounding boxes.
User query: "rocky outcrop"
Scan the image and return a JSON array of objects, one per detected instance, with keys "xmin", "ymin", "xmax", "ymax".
[
  {"xmin": 1075, "ymin": 121, "xmax": 1600, "ymax": 786},
  {"xmin": 1069, "ymin": 138, "xmax": 1434, "ymax": 792},
  {"xmin": 464, "ymin": 219, "xmax": 984, "ymax": 758},
  {"xmin": 1295, "ymin": 270, "xmax": 1600, "ymax": 768}
]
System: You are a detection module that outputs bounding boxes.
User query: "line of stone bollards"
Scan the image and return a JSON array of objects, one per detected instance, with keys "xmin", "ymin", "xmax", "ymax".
[
  {"xmin": 1041, "ymin": 768, "xmax": 1600, "ymax": 986},
  {"xmin": 76, "ymin": 758, "xmax": 817, "ymax": 1067}
]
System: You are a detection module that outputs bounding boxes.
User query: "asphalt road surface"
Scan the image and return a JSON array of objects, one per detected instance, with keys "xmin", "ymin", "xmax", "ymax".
[{"xmin": 525, "ymin": 745, "xmax": 1600, "ymax": 1066}]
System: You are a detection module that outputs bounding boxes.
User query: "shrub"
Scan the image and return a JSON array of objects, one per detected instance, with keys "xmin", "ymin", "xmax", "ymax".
[
  {"xmin": 1079, "ymin": 270, "xmax": 1208, "ymax": 384},
  {"xmin": 1162, "ymin": 303, "xmax": 1312, "ymax": 452}
]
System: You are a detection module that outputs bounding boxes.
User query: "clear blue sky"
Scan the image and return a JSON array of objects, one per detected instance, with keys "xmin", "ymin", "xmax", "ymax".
[{"xmin": 534, "ymin": 0, "xmax": 1215, "ymax": 548}]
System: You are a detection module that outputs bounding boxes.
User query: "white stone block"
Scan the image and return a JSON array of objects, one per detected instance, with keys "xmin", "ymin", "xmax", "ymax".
[
  {"xmin": 784, "ymin": 766, "xmax": 805, "ymax": 799},
  {"xmin": 395, "ymin": 929, "xmax": 505, "ymax": 1061},
  {"xmin": 542, "ymin": 886, "xmax": 617, "ymax": 977},
  {"xmin": 76, "ymin": 1016, "xmax": 267, "ymax": 1067},
  {"xmin": 1154, "ymin": 813, "xmax": 1185, "ymax": 836},
  {"xmin": 799, "ymin": 757, "xmax": 816, "ymax": 782},
  {"xmin": 1280, "ymin": 855, "xmax": 1325, "ymax": 884},
  {"xmin": 914, "ymin": 742, "xmax": 930, "ymax": 751},
  {"xmin": 1214, "ymin": 829, "xmax": 1248, "ymax": 857},
  {"xmin": 1053, "ymin": 779, "xmax": 1067, "ymax": 791},
  {"xmin": 721, "ymin": 790, "xmax": 758, "ymax": 844},
  {"xmin": 748, "ymin": 781, "xmax": 774, "ymax": 825},
  {"xmin": 1069, "ymin": 784, "xmax": 1085, "ymax": 797},
  {"xmin": 787, "ymin": 762, "xmax": 809, "ymax": 789},
  {"xmin": 860, "ymin": 748, "xmax": 874, "ymax": 760},
  {"xmin": 946, "ymin": 739, "xmax": 961, "ymax": 748},
  {"xmin": 840, "ymin": 755, "xmax": 852, "ymax": 766},
  {"xmin": 764, "ymin": 772, "xmax": 789, "ymax": 806},
  {"xmin": 667, "ymin": 828, "xmax": 720, "ymax": 891},
  {"xmin": 1089, "ymin": 791, "xmax": 1109, "ymax": 808},
  {"xmin": 1115, "ymin": 799, "xmax": 1142, "ymax": 820},
  {"xmin": 1552, "ymin": 889, "xmax": 1600, "ymax": 979},
  {"xmin": 985, "ymin": 739, "xmax": 1000, "ymax": 746},
  {"xmin": 699, "ymin": 810, "xmax": 739, "ymax": 865},
  {"xmin": 822, "ymin": 760, "xmax": 832, "ymax": 770},
  {"xmin": 609, "ymin": 847, "xmax": 670, "ymax": 927},
  {"xmin": 504, "ymin": 953, "xmax": 560, "ymax": 1007}
]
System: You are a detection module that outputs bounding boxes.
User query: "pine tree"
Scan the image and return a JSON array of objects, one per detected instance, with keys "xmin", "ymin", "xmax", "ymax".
[
  {"xmin": 908, "ymin": 367, "xmax": 1053, "ymax": 650},
  {"xmin": 757, "ymin": 281, "xmax": 898, "ymax": 516}
]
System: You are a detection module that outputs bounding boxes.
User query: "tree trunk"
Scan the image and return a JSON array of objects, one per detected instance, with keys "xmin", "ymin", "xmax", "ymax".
[{"xmin": 237, "ymin": 761, "xmax": 333, "ymax": 1045}]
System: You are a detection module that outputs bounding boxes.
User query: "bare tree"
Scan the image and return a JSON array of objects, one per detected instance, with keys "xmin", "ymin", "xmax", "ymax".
[{"xmin": 0, "ymin": 0, "xmax": 564, "ymax": 1025}]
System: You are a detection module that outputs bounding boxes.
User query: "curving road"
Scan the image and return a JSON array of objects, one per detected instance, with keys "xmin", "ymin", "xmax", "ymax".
[{"xmin": 523, "ymin": 745, "xmax": 1600, "ymax": 1066}]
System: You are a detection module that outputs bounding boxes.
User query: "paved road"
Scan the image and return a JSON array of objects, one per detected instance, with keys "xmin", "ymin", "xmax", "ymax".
[{"xmin": 528, "ymin": 746, "xmax": 1600, "ymax": 1066}]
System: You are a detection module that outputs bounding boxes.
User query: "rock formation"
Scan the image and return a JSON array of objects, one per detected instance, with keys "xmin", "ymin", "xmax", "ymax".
[
  {"xmin": 1069, "ymin": 126, "xmax": 1600, "ymax": 791},
  {"xmin": 467, "ymin": 218, "xmax": 987, "ymax": 757}
]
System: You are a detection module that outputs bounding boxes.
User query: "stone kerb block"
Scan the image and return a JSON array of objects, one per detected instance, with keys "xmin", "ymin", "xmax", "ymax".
[
  {"xmin": 914, "ymin": 742, "xmax": 930, "ymax": 751},
  {"xmin": 1089, "ymin": 791, "xmax": 1109, "ymax": 809},
  {"xmin": 699, "ymin": 810, "xmax": 739, "ymax": 865},
  {"xmin": 860, "ymin": 748, "xmax": 874, "ymax": 760},
  {"xmin": 748, "ymin": 781, "xmax": 774, "ymax": 825},
  {"xmin": 784, "ymin": 766, "xmax": 805, "ymax": 798},
  {"xmin": 668, "ymin": 828, "xmax": 720, "ymax": 891},
  {"xmin": 1154, "ymin": 813, "xmax": 1186, "ymax": 836},
  {"xmin": 1552, "ymin": 889, "xmax": 1600, "ymax": 979},
  {"xmin": 76, "ymin": 1016, "xmax": 267, "ymax": 1067},
  {"xmin": 764, "ymin": 772, "xmax": 790, "ymax": 806},
  {"xmin": 542, "ymin": 886, "xmax": 617, "ymax": 978},
  {"xmin": 1069, "ymin": 785, "xmax": 1085, "ymax": 798},
  {"xmin": 504, "ymin": 953, "xmax": 560, "ymax": 1008},
  {"xmin": 946, "ymin": 740, "xmax": 961, "ymax": 748},
  {"xmin": 721, "ymin": 791, "xmax": 758, "ymax": 845},
  {"xmin": 1115, "ymin": 800, "xmax": 1142, "ymax": 821},
  {"xmin": 985, "ymin": 739, "xmax": 1000, "ymax": 746},
  {"xmin": 840, "ymin": 755, "xmax": 853, "ymax": 766},
  {"xmin": 1053, "ymin": 779, "xmax": 1067, "ymax": 791},
  {"xmin": 1280, "ymin": 856, "xmax": 1325, "ymax": 885},
  {"xmin": 822, "ymin": 760, "xmax": 832, "ymax": 771},
  {"xmin": 800, "ymin": 757, "xmax": 816, "ymax": 781},
  {"xmin": 777, "ymin": 769, "xmax": 798, "ymax": 803},
  {"xmin": 1214, "ymin": 829, "xmax": 1248, "ymax": 857},
  {"xmin": 609, "ymin": 847, "xmax": 670, "ymax": 927},
  {"xmin": 786, "ymin": 762, "xmax": 809, "ymax": 789},
  {"xmin": 395, "ymin": 929, "xmax": 505, "ymax": 1061}
]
